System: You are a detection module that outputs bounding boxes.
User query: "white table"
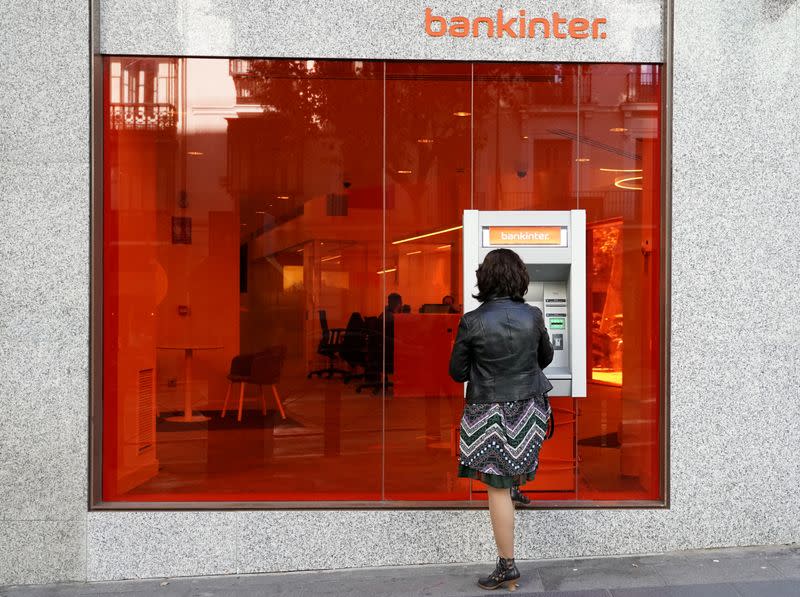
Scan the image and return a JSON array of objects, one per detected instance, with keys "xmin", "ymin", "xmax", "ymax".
[{"xmin": 157, "ymin": 345, "xmax": 223, "ymax": 423}]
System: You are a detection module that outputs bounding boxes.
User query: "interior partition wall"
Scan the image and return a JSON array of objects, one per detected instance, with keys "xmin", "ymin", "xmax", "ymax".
[{"xmin": 97, "ymin": 56, "xmax": 663, "ymax": 506}]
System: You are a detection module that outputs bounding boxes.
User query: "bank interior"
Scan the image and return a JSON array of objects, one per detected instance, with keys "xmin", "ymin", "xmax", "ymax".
[{"xmin": 102, "ymin": 58, "xmax": 661, "ymax": 503}]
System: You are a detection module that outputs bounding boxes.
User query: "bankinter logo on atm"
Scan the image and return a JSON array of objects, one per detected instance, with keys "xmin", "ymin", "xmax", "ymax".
[{"xmin": 488, "ymin": 226, "xmax": 563, "ymax": 246}]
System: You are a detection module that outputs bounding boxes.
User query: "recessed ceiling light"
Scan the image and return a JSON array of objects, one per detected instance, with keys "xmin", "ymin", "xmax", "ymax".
[
  {"xmin": 522, "ymin": 136, "xmax": 529, "ymax": 140},
  {"xmin": 393, "ymin": 225, "xmax": 463, "ymax": 245},
  {"xmin": 187, "ymin": 151, "xmax": 203, "ymax": 156},
  {"xmin": 406, "ymin": 250, "xmax": 422, "ymax": 256},
  {"xmin": 600, "ymin": 168, "xmax": 643, "ymax": 173},
  {"xmin": 453, "ymin": 111, "xmax": 471, "ymax": 117},
  {"xmin": 276, "ymin": 195, "xmax": 290, "ymax": 200},
  {"xmin": 397, "ymin": 170, "xmax": 412, "ymax": 174},
  {"xmin": 575, "ymin": 158, "xmax": 591, "ymax": 163},
  {"xmin": 614, "ymin": 176, "xmax": 643, "ymax": 191},
  {"xmin": 417, "ymin": 138, "xmax": 434, "ymax": 144},
  {"xmin": 256, "ymin": 211, "xmax": 265, "ymax": 214},
  {"xmin": 610, "ymin": 127, "xmax": 628, "ymax": 133},
  {"xmin": 436, "ymin": 244, "xmax": 451, "ymax": 250}
]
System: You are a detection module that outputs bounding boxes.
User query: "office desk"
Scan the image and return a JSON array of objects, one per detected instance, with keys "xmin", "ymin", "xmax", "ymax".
[{"xmin": 392, "ymin": 314, "xmax": 462, "ymax": 398}]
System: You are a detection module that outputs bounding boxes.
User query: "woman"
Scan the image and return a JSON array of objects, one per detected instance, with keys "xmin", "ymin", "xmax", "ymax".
[{"xmin": 449, "ymin": 248, "xmax": 554, "ymax": 591}]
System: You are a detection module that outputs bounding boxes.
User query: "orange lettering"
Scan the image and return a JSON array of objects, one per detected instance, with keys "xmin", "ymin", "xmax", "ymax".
[
  {"xmin": 425, "ymin": 8, "xmax": 446, "ymax": 37},
  {"xmin": 528, "ymin": 17, "xmax": 551, "ymax": 38},
  {"xmin": 569, "ymin": 18, "xmax": 590, "ymax": 39},
  {"xmin": 552, "ymin": 12, "xmax": 567, "ymax": 39},
  {"xmin": 422, "ymin": 9, "xmax": 607, "ymax": 42},
  {"xmin": 450, "ymin": 16, "xmax": 469, "ymax": 37},
  {"xmin": 472, "ymin": 17, "xmax": 494, "ymax": 38},
  {"xmin": 592, "ymin": 18, "xmax": 607, "ymax": 39},
  {"xmin": 496, "ymin": 9, "xmax": 518, "ymax": 38}
]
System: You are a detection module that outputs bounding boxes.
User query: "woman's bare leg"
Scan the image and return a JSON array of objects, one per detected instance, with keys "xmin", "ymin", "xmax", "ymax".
[{"xmin": 487, "ymin": 486, "xmax": 515, "ymax": 558}]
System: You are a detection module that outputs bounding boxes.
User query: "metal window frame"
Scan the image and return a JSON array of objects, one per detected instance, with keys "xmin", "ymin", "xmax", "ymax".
[{"xmin": 88, "ymin": 0, "xmax": 673, "ymax": 511}]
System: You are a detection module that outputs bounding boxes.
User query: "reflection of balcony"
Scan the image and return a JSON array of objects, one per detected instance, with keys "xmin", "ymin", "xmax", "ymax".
[
  {"xmin": 229, "ymin": 59, "xmax": 260, "ymax": 105},
  {"xmin": 109, "ymin": 103, "xmax": 177, "ymax": 131},
  {"xmin": 627, "ymin": 72, "xmax": 660, "ymax": 104},
  {"xmin": 230, "ymin": 59, "xmax": 253, "ymax": 76},
  {"xmin": 232, "ymin": 78, "xmax": 260, "ymax": 104}
]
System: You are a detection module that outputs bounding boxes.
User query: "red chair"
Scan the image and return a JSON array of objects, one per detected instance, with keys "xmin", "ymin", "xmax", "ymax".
[{"xmin": 221, "ymin": 347, "xmax": 286, "ymax": 422}]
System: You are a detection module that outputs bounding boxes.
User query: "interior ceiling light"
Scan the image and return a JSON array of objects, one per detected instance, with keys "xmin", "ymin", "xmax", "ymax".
[
  {"xmin": 377, "ymin": 268, "xmax": 397, "ymax": 275},
  {"xmin": 417, "ymin": 138, "xmax": 434, "ymax": 144},
  {"xmin": 609, "ymin": 127, "xmax": 628, "ymax": 133},
  {"xmin": 397, "ymin": 170, "xmax": 413, "ymax": 174},
  {"xmin": 320, "ymin": 254, "xmax": 341, "ymax": 262},
  {"xmin": 255, "ymin": 211, "xmax": 265, "ymax": 214},
  {"xmin": 276, "ymin": 195, "xmax": 290, "ymax": 199},
  {"xmin": 436, "ymin": 244, "xmax": 452, "ymax": 250},
  {"xmin": 600, "ymin": 168, "xmax": 643, "ymax": 173},
  {"xmin": 575, "ymin": 158, "xmax": 591, "ymax": 163},
  {"xmin": 406, "ymin": 250, "xmax": 422, "ymax": 255},
  {"xmin": 453, "ymin": 111, "xmax": 471, "ymax": 117},
  {"xmin": 392, "ymin": 225, "xmax": 463, "ymax": 245},
  {"xmin": 614, "ymin": 176, "xmax": 643, "ymax": 191},
  {"xmin": 522, "ymin": 135, "xmax": 529, "ymax": 140},
  {"xmin": 187, "ymin": 151, "xmax": 203, "ymax": 156}
]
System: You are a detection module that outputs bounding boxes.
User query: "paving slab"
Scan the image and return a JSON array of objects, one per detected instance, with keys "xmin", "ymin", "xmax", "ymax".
[{"xmin": 1, "ymin": 545, "xmax": 799, "ymax": 597}]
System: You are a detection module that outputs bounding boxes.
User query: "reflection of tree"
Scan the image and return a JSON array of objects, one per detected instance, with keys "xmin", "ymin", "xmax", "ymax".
[
  {"xmin": 385, "ymin": 68, "xmax": 469, "ymax": 197},
  {"xmin": 249, "ymin": 60, "xmax": 380, "ymax": 133},
  {"xmin": 241, "ymin": 62, "xmax": 578, "ymax": 206},
  {"xmin": 592, "ymin": 224, "xmax": 621, "ymax": 280},
  {"xmin": 246, "ymin": 59, "xmax": 383, "ymax": 191}
]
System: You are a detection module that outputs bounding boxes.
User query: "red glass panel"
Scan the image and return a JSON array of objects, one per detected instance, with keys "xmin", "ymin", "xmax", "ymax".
[
  {"xmin": 472, "ymin": 63, "xmax": 581, "ymax": 501},
  {"xmin": 102, "ymin": 57, "xmax": 384, "ymax": 501},
  {"xmin": 577, "ymin": 64, "xmax": 661, "ymax": 501},
  {"xmin": 383, "ymin": 62, "xmax": 472, "ymax": 500},
  {"xmin": 471, "ymin": 63, "xmax": 662, "ymax": 502}
]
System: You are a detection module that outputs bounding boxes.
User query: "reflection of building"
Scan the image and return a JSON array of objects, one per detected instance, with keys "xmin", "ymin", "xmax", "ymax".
[{"xmin": 104, "ymin": 57, "xmax": 180, "ymax": 494}]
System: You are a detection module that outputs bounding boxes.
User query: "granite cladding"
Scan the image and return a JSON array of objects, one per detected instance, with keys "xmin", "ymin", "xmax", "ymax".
[
  {"xmin": 0, "ymin": 0, "xmax": 90, "ymax": 587},
  {"xmin": 97, "ymin": 0, "xmax": 664, "ymax": 63},
  {"xmin": 2, "ymin": 0, "xmax": 800, "ymax": 585}
]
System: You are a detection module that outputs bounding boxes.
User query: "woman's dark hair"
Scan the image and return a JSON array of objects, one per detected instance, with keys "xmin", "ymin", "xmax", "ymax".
[{"xmin": 473, "ymin": 248, "xmax": 529, "ymax": 303}]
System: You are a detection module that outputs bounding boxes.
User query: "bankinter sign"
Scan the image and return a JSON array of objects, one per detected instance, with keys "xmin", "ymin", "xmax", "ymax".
[
  {"xmin": 487, "ymin": 227, "xmax": 564, "ymax": 246},
  {"xmin": 424, "ymin": 8, "xmax": 607, "ymax": 40}
]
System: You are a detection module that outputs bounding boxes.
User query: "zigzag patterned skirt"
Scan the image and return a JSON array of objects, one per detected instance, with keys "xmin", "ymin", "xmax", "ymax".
[{"xmin": 458, "ymin": 395, "xmax": 551, "ymax": 489}]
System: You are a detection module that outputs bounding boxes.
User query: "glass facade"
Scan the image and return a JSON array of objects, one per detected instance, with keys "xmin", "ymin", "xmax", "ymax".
[{"xmin": 100, "ymin": 56, "xmax": 662, "ymax": 504}]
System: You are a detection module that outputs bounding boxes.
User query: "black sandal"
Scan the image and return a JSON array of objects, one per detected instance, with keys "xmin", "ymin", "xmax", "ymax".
[{"xmin": 510, "ymin": 485, "xmax": 531, "ymax": 507}]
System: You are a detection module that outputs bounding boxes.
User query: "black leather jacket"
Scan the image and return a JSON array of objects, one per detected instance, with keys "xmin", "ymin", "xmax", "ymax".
[{"xmin": 449, "ymin": 297, "xmax": 554, "ymax": 404}]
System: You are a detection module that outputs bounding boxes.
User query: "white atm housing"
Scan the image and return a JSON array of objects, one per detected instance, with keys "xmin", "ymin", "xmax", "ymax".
[{"xmin": 462, "ymin": 210, "xmax": 587, "ymax": 398}]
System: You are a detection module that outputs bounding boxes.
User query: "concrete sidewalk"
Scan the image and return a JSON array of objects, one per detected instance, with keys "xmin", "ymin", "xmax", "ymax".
[{"xmin": 1, "ymin": 545, "xmax": 798, "ymax": 596}]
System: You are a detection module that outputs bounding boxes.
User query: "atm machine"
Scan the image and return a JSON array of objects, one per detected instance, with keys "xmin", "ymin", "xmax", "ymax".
[{"xmin": 462, "ymin": 210, "xmax": 586, "ymax": 493}]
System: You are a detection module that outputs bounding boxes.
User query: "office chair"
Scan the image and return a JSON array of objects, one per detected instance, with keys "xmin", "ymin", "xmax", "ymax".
[
  {"xmin": 307, "ymin": 310, "xmax": 348, "ymax": 379},
  {"xmin": 339, "ymin": 311, "xmax": 367, "ymax": 383},
  {"xmin": 221, "ymin": 346, "xmax": 287, "ymax": 422},
  {"xmin": 356, "ymin": 315, "xmax": 394, "ymax": 395}
]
